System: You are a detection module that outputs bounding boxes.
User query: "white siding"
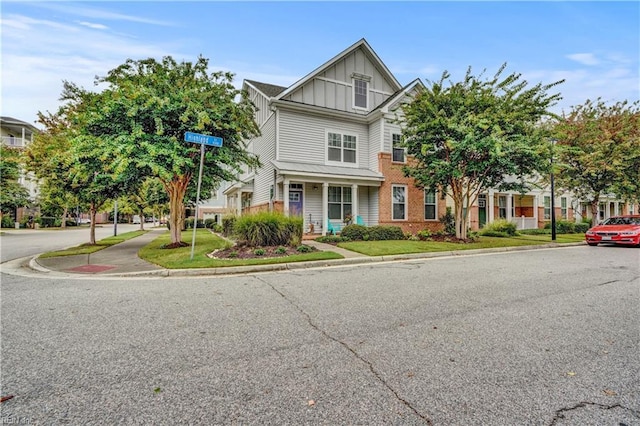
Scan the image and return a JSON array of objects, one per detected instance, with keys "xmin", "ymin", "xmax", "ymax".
[
  {"xmin": 383, "ymin": 120, "xmax": 403, "ymax": 153},
  {"xmin": 368, "ymin": 118, "xmax": 382, "ymax": 172},
  {"xmin": 282, "ymin": 48, "xmax": 395, "ymax": 112},
  {"xmin": 278, "ymin": 109, "xmax": 371, "ymax": 169},
  {"xmin": 304, "ymin": 183, "xmax": 323, "ymax": 231},
  {"xmin": 251, "ymin": 114, "xmax": 277, "ymax": 205}
]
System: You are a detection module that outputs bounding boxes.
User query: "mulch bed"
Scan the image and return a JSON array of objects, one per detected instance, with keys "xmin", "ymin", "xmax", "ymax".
[{"xmin": 209, "ymin": 244, "xmax": 316, "ymax": 260}]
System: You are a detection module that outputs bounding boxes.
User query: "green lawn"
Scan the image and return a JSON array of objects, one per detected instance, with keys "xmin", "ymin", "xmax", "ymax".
[
  {"xmin": 338, "ymin": 234, "xmax": 586, "ymax": 256},
  {"xmin": 39, "ymin": 230, "xmax": 147, "ymax": 258},
  {"xmin": 139, "ymin": 229, "xmax": 343, "ymax": 269}
]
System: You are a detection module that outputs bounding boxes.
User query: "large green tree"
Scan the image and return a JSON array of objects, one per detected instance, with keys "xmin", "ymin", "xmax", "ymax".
[
  {"xmin": 402, "ymin": 65, "xmax": 563, "ymax": 239},
  {"xmin": 72, "ymin": 56, "xmax": 260, "ymax": 246},
  {"xmin": 553, "ymin": 99, "xmax": 640, "ymax": 225},
  {"xmin": 0, "ymin": 145, "xmax": 30, "ymax": 220}
]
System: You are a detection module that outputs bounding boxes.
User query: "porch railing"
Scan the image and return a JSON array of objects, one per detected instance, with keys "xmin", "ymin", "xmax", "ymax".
[
  {"xmin": 1, "ymin": 136, "xmax": 28, "ymax": 148},
  {"xmin": 511, "ymin": 216, "xmax": 538, "ymax": 230}
]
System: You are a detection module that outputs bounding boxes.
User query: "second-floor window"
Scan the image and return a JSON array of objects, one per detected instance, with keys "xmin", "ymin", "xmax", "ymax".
[
  {"xmin": 328, "ymin": 132, "xmax": 356, "ymax": 164},
  {"xmin": 392, "ymin": 134, "xmax": 405, "ymax": 163}
]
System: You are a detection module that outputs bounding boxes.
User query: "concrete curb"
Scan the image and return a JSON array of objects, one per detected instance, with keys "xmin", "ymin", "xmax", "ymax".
[{"xmin": 25, "ymin": 241, "xmax": 584, "ymax": 278}]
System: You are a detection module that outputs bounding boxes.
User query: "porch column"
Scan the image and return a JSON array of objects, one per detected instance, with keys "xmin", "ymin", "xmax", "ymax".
[
  {"xmin": 322, "ymin": 183, "xmax": 329, "ymax": 236},
  {"xmin": 236, "ymin": 193, "xmax": 241, "ymax": 216},
  {"xmin": 506, "ymin": 193, "xmax": 513, "ymax": 222},
  {"xmin": 487, "ymin": 189, "xmax": 495, "ymax": 223},
  {"xmin": 283, "ymin": 178, "xmax": 290, "ymax": 217},
  {"xmin": 351, "ymin": 184, "xmax": 358, "ymax": 223},
  {"xmin": 533, "ymin": 195, "xmax": 539, "ymax": 225}
]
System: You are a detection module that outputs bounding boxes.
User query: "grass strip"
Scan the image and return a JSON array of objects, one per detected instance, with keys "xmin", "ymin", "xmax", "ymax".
[
  {"xmin": 338, "ymin": 234, "xmax": 585, "ymax": 256},
  {"xmin": 39, "ymin": 230, "xmax": 147, "ymax": 258},
  {"xmin": 139, "ymin": 229, "xmax": 342, "ymax": 269}
]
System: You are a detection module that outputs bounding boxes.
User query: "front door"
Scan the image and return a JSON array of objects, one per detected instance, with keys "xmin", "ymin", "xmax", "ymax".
[
  {"xmin": 478, "ymin": 194, "xmax": 487, "ymax": 228},
  {"xmin": 289, "ymin": 190, "xmax": 303, "ymax": 216}
]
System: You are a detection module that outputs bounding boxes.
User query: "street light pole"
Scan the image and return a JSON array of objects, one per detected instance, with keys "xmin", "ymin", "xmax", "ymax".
[
  {"xmin": 550, "ymin": 140, "xmax": 557, "ymax": 241},
  {"xmin": 114, "ymin": 199, "xmax": 118, "ymax": 237}
]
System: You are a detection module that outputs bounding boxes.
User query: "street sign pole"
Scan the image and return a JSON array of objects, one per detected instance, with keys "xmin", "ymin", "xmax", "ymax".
[{"xmin": 190, "ymin": 143, "xmax": 206, "ymax": 260}]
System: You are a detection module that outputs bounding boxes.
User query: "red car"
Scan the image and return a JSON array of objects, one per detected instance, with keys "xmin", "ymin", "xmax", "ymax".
[{"xmin": 585, "ymin": 215, "xmax": 640, "ymax": 247}]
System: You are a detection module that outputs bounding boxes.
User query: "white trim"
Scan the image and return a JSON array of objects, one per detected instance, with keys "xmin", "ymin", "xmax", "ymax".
[
  {"xmin": 275, "ymin": 108, "xmax": 280, "ymax": 161},
  {"xmin": 392, "ymin": 133, "xmax": 406, "ymax": 163},
  {"xmin": 424, "ymin": 189, "xmax": 437, "ymax": 221},
  {"xmin": 325, "ymin": 129, "xmax": 359, "ymax": 168},
  {"xmin": 315, "ymin": 76, "xmax": 351, "ymax": 87},
  {"xmin": 352, "ymin": 77, "xmax": 369, "ymax": 111},
  {"xmin": 392, "ymin": 184, "xmax": 407, "ymax": 221}
]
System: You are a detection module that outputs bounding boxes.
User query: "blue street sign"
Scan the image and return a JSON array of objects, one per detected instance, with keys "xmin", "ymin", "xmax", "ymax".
[{"xmin": 184, "ymin": 132, "xmax": 223, "ymax": 147}]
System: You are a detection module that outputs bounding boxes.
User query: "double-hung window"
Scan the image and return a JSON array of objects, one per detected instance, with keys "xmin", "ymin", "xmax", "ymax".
[
  {"xmin": 327, "ymin": 132, "xmax": 357, "ymax": 164},
  {"xmin": 328, "ymin": 186, "xmax": 352, "ymax": 220},
  {"xmin": 354, "ymin": 79, "xmax": 368, "ymax": 109},
  {"xmin": 544, "ymin": 196, "xmax": 551, "ymax": 220},
  {"xmin": 424, "ymin": 190, "xmax": 437, "ymax": 220},
  {"xmin": 498, "ymin": 196, "xmax": 507, "ymax": 219},
  {"xmin": 392, "ymin": 134, "xmax": 405, "ymax": 163},
  {"xmin": 392, "ymin": 185, "xmax": 406, "ymax": 220},
  {"xmin": 561, "ymin": 197, "xmax": 568, "ymax": 219}
]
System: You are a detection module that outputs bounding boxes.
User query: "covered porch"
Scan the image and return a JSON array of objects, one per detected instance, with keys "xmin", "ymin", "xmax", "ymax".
[
  {"xmin": 477, "ymin": 191, "xmax": 539, "ymax": 230},
  {"xmin": 272, "ymin": 160, "xmax": 384, "ymax": 236}
]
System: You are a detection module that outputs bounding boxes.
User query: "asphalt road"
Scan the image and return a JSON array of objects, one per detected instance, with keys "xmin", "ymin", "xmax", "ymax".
[
  {"xmin": 1, "ymin": 245, "xmax": 639, "ymax": 425},
  {"xmin": 0, "ymin": 224, "xmax": 143, "ymax": 263}
]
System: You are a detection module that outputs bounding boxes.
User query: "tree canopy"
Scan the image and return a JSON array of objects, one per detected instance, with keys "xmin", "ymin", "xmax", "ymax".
[
  {"xmin": 401, "ymin": 65, "xmax": 563, "ymax": 239},
  {"xmin": 69, "ymin": 56, "xmax": 261, "ymax": 246},
  {"xmin": 553, "ymin": 98, "xmax": 640, "ymax": 225},
  {"xmin": 0, "ymin": 145, "xmax": 30, "ymax": 217}
]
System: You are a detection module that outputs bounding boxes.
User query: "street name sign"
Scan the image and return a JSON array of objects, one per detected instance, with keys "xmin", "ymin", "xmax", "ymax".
[{"xmin": 184, "ymin": 132, "xmax": 223, "ymax": 147}]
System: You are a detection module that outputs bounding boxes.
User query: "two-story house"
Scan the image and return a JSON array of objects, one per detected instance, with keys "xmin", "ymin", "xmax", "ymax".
[
  {"xmin": 223, "ymin": 39, "xmax": 636, "ymax": 236},
  {"xmin": 224, "ymin": 39, "xmax": 446, "ymax": 236}
]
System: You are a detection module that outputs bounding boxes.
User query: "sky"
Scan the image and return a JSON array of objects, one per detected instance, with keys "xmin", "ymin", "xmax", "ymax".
[{"xmin": 2, "ymin": 1, "xmax": 638, "ymax": 128}]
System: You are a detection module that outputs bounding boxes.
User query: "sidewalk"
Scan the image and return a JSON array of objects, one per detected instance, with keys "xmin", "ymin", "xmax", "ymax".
[{"xmin": 29, "ymin": 230, "xmax": 585, "ymax": 277}]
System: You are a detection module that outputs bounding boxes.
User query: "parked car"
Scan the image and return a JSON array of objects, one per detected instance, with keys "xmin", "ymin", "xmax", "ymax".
[{"xmin": 585, "ymin": 215, "xmax": 640, "ymax": 247}]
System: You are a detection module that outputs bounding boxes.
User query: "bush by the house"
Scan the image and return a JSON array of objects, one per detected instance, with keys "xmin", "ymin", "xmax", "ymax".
[
  {"xmin": 574, "ymin": 222, "xmax": 589, "ymax": 233},
  {"xmin": 315, "ymin": 235, "xmax": 346, "ymax": 244},
  {"xmin": 184, "ymin": 218, "xmax": 205, "ymax": 229},
  {"xmin": 480, "ymin": 230, "xmax": 512, "ymax": 238},
  {"xmin": 439, "ymin": 207, "xmax": 456, "ymax": 235},
  {"xmin": 204, "ymin": 218, "xmax": 217, "ymax": 229},
  {"xmin": 234, "ymin": 211, "xmax": 303, "ymax": 247},
  {"xmin": 481, "ymin": 219, "xmax": 517, "ymax": 236},
  {"xmin": 366, "ymin": 225, "xmax": 405, "ymax": 241},
  {"xmin": 416, "ymin": 229, "xmax": 432, "ymax": 240},
  {"xmin": 341, "ymin": 224, "xmax": 368, "ymax": 241},
  {"xmin": 39, "ymin": 216, "xmax": 59, "ymax": 228},
  {"xmin": 1, "ymin": 215, "xmax": 14, "ymax": 228},
  {"xmin": 222, "ymin": 216, "xmax": 236, "ymax": 236}
]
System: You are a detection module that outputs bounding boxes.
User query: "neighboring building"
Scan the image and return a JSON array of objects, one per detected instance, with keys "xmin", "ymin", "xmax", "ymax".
[
  {"xmin": 197, "ymin": 184, "xmax": 231, "ymax": 226},
  {"xmin": 1, "ymin": 116, "xmax": 39, "ymax": 221},
  {"xmin": 223, "ymin": 39, "xmax": 636, "ymax": 235}
]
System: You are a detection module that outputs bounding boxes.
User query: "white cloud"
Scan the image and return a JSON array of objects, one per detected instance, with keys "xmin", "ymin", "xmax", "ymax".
[
  {"xmin": 566, "ymin": 53, "xmax": 600, "ymax": 66},
  {"xmin": 1, "ymin": 13, "xmax": 187, "ymax": 126},
  {"xmin": 34, "ymin": 3, "xmax": 175, "ymax": 27},
  {"xmin": 78, "ymin": 21, "xmax": 108, "ymax": 30}
]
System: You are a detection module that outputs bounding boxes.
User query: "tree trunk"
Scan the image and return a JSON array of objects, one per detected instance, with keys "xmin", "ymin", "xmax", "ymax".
[
  {"xmin": 166, "ymin": 177, "xmax": 190, "ymax": 246},
  {"xmin": 89, "ymin": 202, "xmax": 97, "ymax": 245},
  {"xmin": 61, "ymin": 207, "xmax": 68, "ymax": 228},
  {"xmin": 139, "ymin": 209, "xmax": 145, "ymax": 231},
  {"xmin": 590, "ymin": 197, "xmax": 600, "ymax": 227}
]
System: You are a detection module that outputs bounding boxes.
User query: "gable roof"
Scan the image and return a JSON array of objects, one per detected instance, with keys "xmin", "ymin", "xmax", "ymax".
[
  {"xmin": 0, "ymin": 116, "xmax": 39, "ymax": 134},
  {"xmin": 376, "ymin": 78, "xmax": 425, "ymax": 114},
  {"xmin": 245, "ymin": 80, "xmax": 287, "ymax": 98},
  {"xmin": 274, "ymin": 38, "xmax": 402, "ymax": 102}
]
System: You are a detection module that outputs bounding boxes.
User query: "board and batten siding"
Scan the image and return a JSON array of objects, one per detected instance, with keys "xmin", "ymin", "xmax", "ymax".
[
  {"xmin": 278, "ymin": 109, "xmax": 371, "ymax": 169},
  {"xmin": 250, "ymin": 114, "xmax": 276, "ymax": 206},
  {"xmin": 247, "ymin": 85, "xmax": 272, "ymax": 127},
  {"xmin": 281, "ymin": 48, "xmax": 395, "ymax": 113}
]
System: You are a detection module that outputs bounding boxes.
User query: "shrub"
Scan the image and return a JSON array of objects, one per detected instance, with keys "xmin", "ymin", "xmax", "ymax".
[
  {"xmin": 204, "ymin": 218, "xmax": 217, "ymax": 229},
  {"xmin": 253, "ymin": 248, "xmax": 266, "ymax": 256},
  {"xmin": 439, "ymin": 207, "xmax": 456, "ymax": 235},
  {"xmin": 574, "ymin": 222, "xmax": 589, "ymax": 233},
  {"xmin": 481, "ymin": 219, "xmax": 517, "ymax": 236},
  {"xmin": 222, "ymin": 216, "xmax": 237, "ymax": 236},
  {"xmin": 556, "ymin": 220, "xmax": 576, "ymax": 234},
  {"xmin": 519, "ymin": 228, "xmax": 550, "ymax": 235},
  {"xmin": 416, "ymin": 229, "xmax": 432, "ymax": 240},
  {"xmin": 296, "ymin": 244, "xmax": 312, "ymax": 253},
  {"xmin": 234, "ymin": 211, "xmax": 303, "ymax": 247},
  {"xmin": 341, "ymin": 224, "xmax": 368, "ymax": 241},
  {"xmin": 1, "ymin": 215, "xmax": 14, "ymax": 228},
  {"xmin": 39, "ymin": 216, "xmax": 58, "ymax": 228},
  {"xmin": 276, "ymin": 246, "xmax": 287, "ymax": 254},
  {"xmin": 184, "ymin": 219, "xmax": 205, "ymax": 229},
  {"xmin": 315, "ymin": 235, "xmax": 345, "ymax": 244},
  {"xmin": 367, "ymin": 225, "xmax": 405, "ymax": 241}
]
